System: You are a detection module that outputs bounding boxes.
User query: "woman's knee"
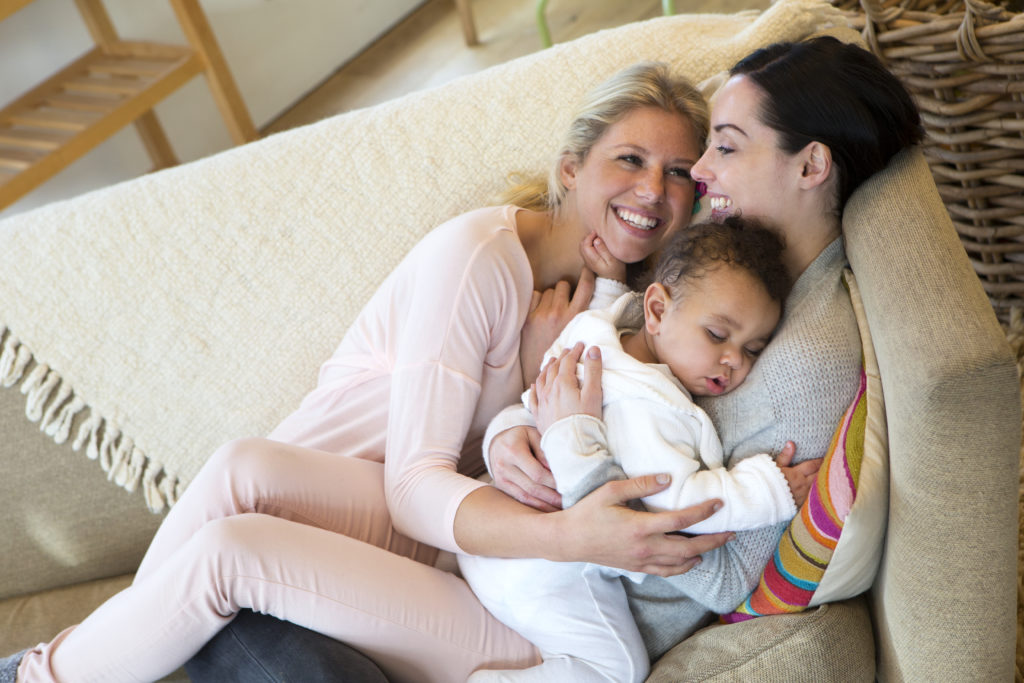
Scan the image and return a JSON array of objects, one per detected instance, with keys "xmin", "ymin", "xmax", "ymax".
[
  {"xmin": 203, "ymin": 437, "xmax": 287, "ymax": 489},
  {"xmin": 186, "ymin": 514, "xmax": 285, "ymax": 579}
]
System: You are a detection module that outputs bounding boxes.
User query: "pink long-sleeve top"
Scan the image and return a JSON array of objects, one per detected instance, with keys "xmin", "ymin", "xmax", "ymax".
[{"xmin": 268, "ymin": 205, "xmax": 533, "ymax": 554}]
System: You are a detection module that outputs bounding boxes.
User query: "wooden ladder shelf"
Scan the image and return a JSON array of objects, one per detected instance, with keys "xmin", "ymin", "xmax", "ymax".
[{"xmin": 0, "ymin": 0, "xmax": 257, "ymax": 211}]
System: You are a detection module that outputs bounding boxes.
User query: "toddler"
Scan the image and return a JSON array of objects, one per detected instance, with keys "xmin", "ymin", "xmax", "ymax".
[{"xmin": 457, "ymin": 217, "xmax": 820, "ymax": 683}]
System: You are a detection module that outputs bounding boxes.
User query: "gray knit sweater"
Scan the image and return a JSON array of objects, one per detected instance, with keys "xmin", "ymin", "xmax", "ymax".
[{"xmin": 626, "ymin": 238, "xmax": 862, "ymax": 659}]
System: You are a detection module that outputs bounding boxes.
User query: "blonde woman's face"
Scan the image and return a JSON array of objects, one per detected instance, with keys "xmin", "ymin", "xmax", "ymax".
[{"xmin": 561, "ymin": 106, "xmax": 702, "ymax": 265}]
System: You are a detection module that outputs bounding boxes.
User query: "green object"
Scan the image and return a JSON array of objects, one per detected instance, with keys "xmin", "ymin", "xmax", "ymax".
[{"xmin": 537, "ymin": 1, "xmax": 676, "ymax": 48}]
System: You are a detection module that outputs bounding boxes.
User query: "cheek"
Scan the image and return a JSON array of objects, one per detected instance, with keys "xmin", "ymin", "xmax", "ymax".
[{"xmin": 669, "ymin": 183, "xmax": 696, "ymax": 215}]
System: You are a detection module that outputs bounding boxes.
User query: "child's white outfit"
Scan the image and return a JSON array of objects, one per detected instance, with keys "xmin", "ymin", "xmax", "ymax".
[{"xmin": 457, "ymin": 292, "xmax": 796, "ymax": 683}]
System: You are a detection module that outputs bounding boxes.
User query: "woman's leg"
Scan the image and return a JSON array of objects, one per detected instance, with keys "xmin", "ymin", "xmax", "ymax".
[
  {"xmin": 18, "ymin": 514, "xmax": 538, "ymax": 683},
  {"xmin": 135, "ymin": 438, "xmax": 436, "ymax": 580}
]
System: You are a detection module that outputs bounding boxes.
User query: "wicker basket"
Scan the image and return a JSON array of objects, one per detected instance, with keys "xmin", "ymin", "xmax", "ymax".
[{"xmin": 833, "ymin": 0, "xmax": 1024, "ymax": 321}]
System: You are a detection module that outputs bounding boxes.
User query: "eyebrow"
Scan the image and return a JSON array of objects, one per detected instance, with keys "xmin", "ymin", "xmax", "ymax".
[
  {"xmin": 712, "ymin": 123, "xmax": 748, "ymax": 138},
  {"xmin": 709, "ymin": 313, "xmax": 740, "ymax": 328}
]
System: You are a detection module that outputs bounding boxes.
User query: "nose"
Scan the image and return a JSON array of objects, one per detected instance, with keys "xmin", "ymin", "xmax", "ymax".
[
  {"xmin": 720, "ymin": 347, "xmax": 739, "ymax": 369},
  {"xmin": 691, "ymin": 149, "xmax": 713, "ymax": 184},
  {"xmin": 636, "ymin": 167, "xmax": 664, "ymax": 202}
]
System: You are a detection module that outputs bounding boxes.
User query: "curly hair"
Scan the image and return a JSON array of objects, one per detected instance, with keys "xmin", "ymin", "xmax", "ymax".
[{"xmin": 652, "ymin": 216, "xmax": 791, "ymax": 304}]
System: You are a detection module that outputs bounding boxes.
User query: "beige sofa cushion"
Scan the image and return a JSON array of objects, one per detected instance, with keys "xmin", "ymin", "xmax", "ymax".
[
  {"xmin": 0, "ymin": 368, "xmax": 161, "ymax": 601},
  {"xmin": 0, "ymin": 575, "xmax": 187, "ymax": 682},
  {"xmin": 649, "ymin": 597, "xmax": 874, "ymax": 682}
]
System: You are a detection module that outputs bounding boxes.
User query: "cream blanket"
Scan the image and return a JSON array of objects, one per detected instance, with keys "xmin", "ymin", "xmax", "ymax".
[{"xmin": 0, "ymin": 0, "xmax": 848, "ymax": 512}]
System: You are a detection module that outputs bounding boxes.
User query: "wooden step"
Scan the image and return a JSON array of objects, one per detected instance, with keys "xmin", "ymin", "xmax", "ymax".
[{"xmin": 0, "ymin": 40, "xmax": 201, "ymax": 208}]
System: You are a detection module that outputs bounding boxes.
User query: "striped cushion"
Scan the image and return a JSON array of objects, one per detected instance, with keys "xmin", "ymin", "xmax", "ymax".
[{"xmin": 722, "ymin": 268, "xmax": 888, "ymax": 620}]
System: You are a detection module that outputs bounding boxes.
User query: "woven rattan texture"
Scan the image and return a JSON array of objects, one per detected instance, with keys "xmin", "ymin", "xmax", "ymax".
[{"xmin": 835, "ymin": 0, "xmax": 1023, "ymax": 321}]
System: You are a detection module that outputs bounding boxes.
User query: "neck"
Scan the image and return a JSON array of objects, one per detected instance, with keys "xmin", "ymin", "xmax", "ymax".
[
  {"xmin": 781, "ymin": 216, "xmax": 841, "ymax": 281},
  {"xmin": 518, "ymin": 205, "xmax": 587, "ymax": 290},
  {"xmin": 621, "ymin": 329, "xmax": 656, "ymax": 364}
]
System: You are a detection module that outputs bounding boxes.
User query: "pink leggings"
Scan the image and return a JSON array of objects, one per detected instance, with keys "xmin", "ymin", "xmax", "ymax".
[{"xmin": 18, "ymin": 438, "xmax": 539, "ymax": 683}]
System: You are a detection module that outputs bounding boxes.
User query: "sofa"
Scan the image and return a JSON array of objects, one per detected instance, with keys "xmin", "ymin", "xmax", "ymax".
[{"xmin": 0, "ymin": 0, "xmax": 1018, "ymax": 680}]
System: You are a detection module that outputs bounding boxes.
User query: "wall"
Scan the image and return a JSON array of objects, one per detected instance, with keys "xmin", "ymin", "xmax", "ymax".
[{"xmin": 0, "ymin": 0, "xmax": 422, "ymax": 218}]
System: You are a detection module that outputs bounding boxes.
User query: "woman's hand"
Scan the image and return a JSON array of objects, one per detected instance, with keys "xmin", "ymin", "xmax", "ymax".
[
  {"xmin": 558, "ymin": 475, "xmax": 733, "ymax": 575},
  {"xmin": 488, "ymin": 425, "xmax": 562, "ymax": 512},
  {"xmin": 775, "ymin": 440, "xmax": 823, "ymax": 507},
  {"xmin": 530, "ymin": 342, "xmax": 602, "ymax": 434},
  {"xmin": 520, "ymin": 267, "xmax": 595, "ymax": 385}
]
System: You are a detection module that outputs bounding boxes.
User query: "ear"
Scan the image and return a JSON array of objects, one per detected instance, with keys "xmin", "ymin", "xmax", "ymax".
[
  {"xmin": 797, "ymin": 141, "xmax": 832, "ymax": 190},
  {"xmin": 644, "ymin": 283, "xmax": 671, "ymax": 336},
  {"xmin": 559, "ymin": 153, "xmax": 581, "ymax": 191}
]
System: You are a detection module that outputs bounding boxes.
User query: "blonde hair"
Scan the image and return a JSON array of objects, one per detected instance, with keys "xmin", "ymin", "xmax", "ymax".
[{"xmin": 502, "ymin": 62, "xmax": 709, "ymax": 212}]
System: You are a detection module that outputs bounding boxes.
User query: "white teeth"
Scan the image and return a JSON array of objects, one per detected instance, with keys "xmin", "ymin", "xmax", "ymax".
[
  {"xmin": 710, "ymin": 196, "xmax": 733, "ymax": 211},
  {"xmin": 616, "ymin": 208, "xmax": 658, "ymax": 230}
]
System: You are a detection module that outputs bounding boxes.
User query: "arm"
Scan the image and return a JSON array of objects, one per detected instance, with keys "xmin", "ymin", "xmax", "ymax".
[
  {"xmin": 540, "ymin": 385, "xmax": 797, "ymax": 532},
  {"xmin": 486, "ymin": 275, "xmax": 629, "ymax": 510},
  {"xmin": 481, "ymin": 406, "xmax": 562, "ymax": 512},
  {"xmin": 456, "ymin": 344, "xmax": 734, "ymax": 573},
  {"xmin": 659, "ymin": 453, "xmax": 796, "ymax": 533}
]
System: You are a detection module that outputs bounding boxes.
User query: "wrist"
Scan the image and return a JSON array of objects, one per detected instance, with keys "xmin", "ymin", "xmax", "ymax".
[{"xmin": 543, "ymin": 507, "xmax": 577, "ymax": 563}]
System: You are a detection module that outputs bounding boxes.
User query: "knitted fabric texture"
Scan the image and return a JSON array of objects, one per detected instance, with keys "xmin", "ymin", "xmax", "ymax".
[
  {"xmin": 723, "ymin": 367, "xmax": 866, "ymax": 619},
  {"xmin": 0, "ymin": 650, "xmax": 23, "ymax": 683}
]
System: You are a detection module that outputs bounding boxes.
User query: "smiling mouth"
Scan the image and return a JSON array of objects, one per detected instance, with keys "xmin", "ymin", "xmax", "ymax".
[
  {"xmin": 615, "ymin": 207, "xmax": 661, "ymax": 231},
  {"xmin": 709, "ymin": 196, "xmax": 733, "ymax": 212}
]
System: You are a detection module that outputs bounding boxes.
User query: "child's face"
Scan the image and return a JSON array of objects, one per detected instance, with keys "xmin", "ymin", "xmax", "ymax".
[{"xmin": 645, "ymin": 265, "xmax": 780, "ymax": 397}]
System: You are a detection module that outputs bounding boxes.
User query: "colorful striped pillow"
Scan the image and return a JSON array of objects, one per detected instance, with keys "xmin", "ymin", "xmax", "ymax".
[{"xmin": 722, "ymin": 268, "xmax": 889, "ymax": 621}]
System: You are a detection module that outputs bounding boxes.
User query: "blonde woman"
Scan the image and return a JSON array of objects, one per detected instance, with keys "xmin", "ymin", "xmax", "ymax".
[{"xmin": 3, "ymin": 63, "xmax": 719, "ymax": 683}]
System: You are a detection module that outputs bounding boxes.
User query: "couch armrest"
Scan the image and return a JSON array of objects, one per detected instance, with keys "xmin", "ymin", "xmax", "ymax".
[{"xmin": 843, "ymin": 147, "xmax": 1019, "ymax": 681}]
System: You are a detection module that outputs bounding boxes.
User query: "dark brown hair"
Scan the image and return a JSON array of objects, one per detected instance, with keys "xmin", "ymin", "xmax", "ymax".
[
  {"xmin": 652, "ymin": 216, "xmax": 791, "ymax": 304},
  {"xmin": 731, "ymin": 36, "xmax": 924, "ymax": 212}
]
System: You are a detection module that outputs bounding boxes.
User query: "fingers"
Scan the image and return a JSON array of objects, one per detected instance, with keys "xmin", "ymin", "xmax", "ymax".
[
  {"xmin": 571, "ymin": 267, "xmax": 596, "ymax": 313},
  {"xmin": 580, "ymin": 346, "xmax": 603, "ymax": 417},
  {"xmin": 529, "ymin": 290, "xmax": 541, "ymax": 313},
  {"xmin": 664, "ymin": 498, "xmax": 729, "ymax": 534},
  {"xmin": 513, "ymin": 457, "xmax": 561, "ymax": 507},
  {"xmin": 528, "ymin": 424, "xmax": 550, "ymax": 469},
  {"xmin": 775, "ymin": 440, "xmax": 797, "ymax": 467},
  {"xmin": 501, "ymin": 478, "xmax": 561, "ymax": 512},
  {"xmin": 591, "ymin": 234, "xmax": 613, "ymax": 259},
  {"xmin": 797, "ymin": 458, "xmax": 824, "ymax": 475},
  {"xmin": 599, "ymin": 473, "xmax": 673, "ymax": 506}
]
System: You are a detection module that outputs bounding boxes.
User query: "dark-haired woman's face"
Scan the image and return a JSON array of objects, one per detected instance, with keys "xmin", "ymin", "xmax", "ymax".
[{"xmin": 691, "ymin": 76, "xmax": 805, "ymax": 229}]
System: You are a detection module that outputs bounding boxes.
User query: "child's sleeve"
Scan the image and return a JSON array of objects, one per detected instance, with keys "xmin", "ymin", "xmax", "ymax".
[
  {"xmin": 539, "ymin": 414, "xmax": 626, "ymax": 508},
  {"xmin": 604, "ymin": 403, "xmax": 797, "ymax": 533},
  {"xmin": 590, "ymin": 277, "xmax": 632, "ymax": 311},
  {"xmin": 658, "ymin": 453, "xmax": 797, "ymax": 533}
]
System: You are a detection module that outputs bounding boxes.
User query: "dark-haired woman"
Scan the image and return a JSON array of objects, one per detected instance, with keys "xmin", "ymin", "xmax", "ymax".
[{"xmin": 486, "ymin": 34, "xmax": 925, "ymax": 661}]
